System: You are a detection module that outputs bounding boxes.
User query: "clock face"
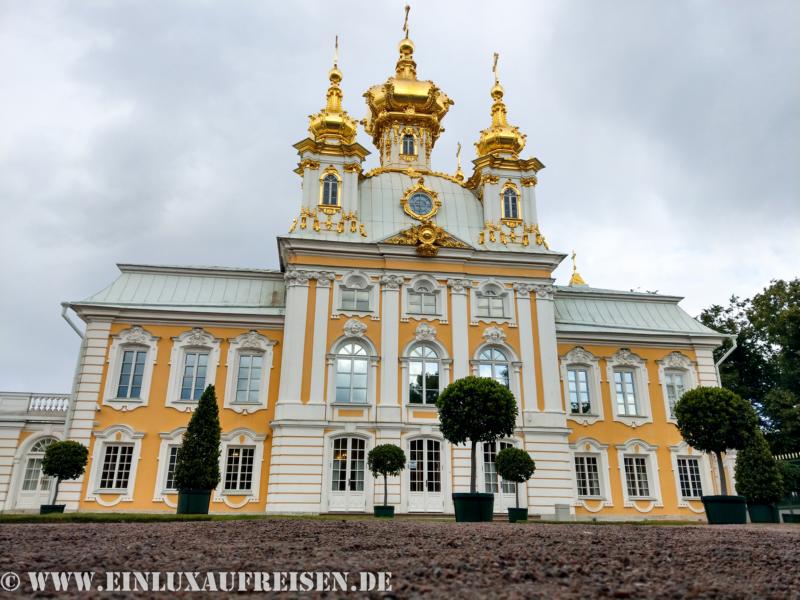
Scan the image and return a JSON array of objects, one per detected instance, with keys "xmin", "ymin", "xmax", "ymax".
[{"xmin": 408, "ymin": 192, "xmax": 433, "ymax": 216}]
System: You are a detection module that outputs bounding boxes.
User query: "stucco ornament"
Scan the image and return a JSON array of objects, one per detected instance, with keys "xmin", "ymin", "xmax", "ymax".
[
  {"xmin": 482, "ymin": 326, "xmax": 507, "ymax": 345},
  {"xmin": 414, "ymin": 322, "xmax": 437, "ymax": 342},
  {"xmin": 343, "ymin": 318, "xmax": 368, "ymax": 338},
  {"xmin": 121, "ymin": 326, "xmax": 152, "ymax": 345},
  {"xmin": 183, "ymin": 328, "xmax": 214, "ymax": 347}
]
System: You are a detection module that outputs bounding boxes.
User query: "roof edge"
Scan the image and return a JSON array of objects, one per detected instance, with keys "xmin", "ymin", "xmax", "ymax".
[{"xmin": 116, "ymin": 263, "xmax": 284, "ymax": 279}]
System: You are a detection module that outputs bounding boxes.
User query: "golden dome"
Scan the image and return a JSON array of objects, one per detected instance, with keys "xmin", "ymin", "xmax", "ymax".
[
  {"xmin": 475, "ymin": 53, "xmax": 527, "ymax": 158},
  {"xmin": 362, "ymin": 17, "xmax": 453, "ymax": 149},
  {"xmin": 307, "ymin": 42, "xmax": 358, "ymax": 145}
]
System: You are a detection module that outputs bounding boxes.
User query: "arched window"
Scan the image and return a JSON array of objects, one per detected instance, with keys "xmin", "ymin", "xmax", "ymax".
[
  {"xmin": 408, "ymin": 345, "xmax": 440, "ymax": 404},
  {"xmin": 408, "ymin": 283, "xmax": 437, "ymax": 315},
  {"xmin": 335, "ymin": 342, "xmax": 369, "ymax": 403},
  {"xmin": 402, "ymin": 134, "xmax": 416, "ymax": 156},
  {"xmin": 21, "ymin": 438, "xmax": 56, "ymax": 492},
  {"xmin": 477, "ymin": 347, "xmax": 510, "ymax": 387},
  {"xmin": 502, "ymin": 187, "xmax": 519, "ymax": 220},
  {"xmin": 321, "ymin": 173, "xmax": 339, "ymax": 206}
]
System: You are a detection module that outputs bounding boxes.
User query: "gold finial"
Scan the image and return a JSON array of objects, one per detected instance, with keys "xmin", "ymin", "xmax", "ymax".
[
  {"xmin": 474, "ymin": 51, "xmax": 526, "ymax": 158},
  {"xmin": 569, "ymin": 250, "xmax": 588, "ymax": 286},
  {"xmin": 333, "ymin": 34, "xmax": 339, "ymax": 68},
  {"xmin": 455, "ymin": 142, "xmax": 464, "ymax": 181},
  {"xmin": 403, "ymin": 5, "xmax": 411, "ymax": 37},
  {"xmin": 492, "ymin": 52, "xmax": 499, "ymax": 85},
  {"xmin": 306, "ymin": 35, "xmax": 357, "ymax": 145}
]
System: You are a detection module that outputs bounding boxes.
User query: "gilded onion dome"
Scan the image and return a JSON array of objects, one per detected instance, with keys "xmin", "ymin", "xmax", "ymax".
[
  {"xmin": 307, "ymin": 39, "xmax": 358, "ymax": 145},
  {"xmin": 362, "ymin": 8, "xmax": 453, "ymax": 150},
  {"xmin": 475, "ymin": 53, "xmax": 527, "ymax": 158}
]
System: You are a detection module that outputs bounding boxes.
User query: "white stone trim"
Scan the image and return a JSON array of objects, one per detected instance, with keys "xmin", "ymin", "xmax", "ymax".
[
  {"xmin": 309, "ymin": 272, "xmax": 335, "ymax": 404},
  {"xmin": 606, "ymin": 349, "xmax": 652, "ymax": 427},
  {"xmin": 668, "ymin": 441, "xmax": 713, "ymax": 513},
  {"xmin": 470, "ymin": 339, "xmax": 522, "ymax": 411},
  {"xmin": 513, "ymin": 284, "xmax": 539, "ymax": 415},
  {"xmin": 326, "ymin": 331, "xmax": 380, "ymax": 406},
  {"xmin": 401, "ymin": 274, "xmax": 448, "ymax": 323},
  {"xmin": 656, "ymin": 351, "xmax": 698, "ymax": 423},
  {"xmin": 470, "ymin": 279, "xmax": 516, "ymax": 326},
  {"xmin": 569, "ymin": 437, "xmax": 613, "ymax": 511},
  {"xmin": 448, "ymin": 279, "xmax": 471, "ymax": 379},
  {"xmin": 332, "ymin": 270, "xmax": 379, "ymax": 320},
  {"xmin": 560, "ymin": 347, "xmax": 604, "ymax": 425},
  {"xmin": 85, "ymin": 424, "xmax": 145, "ymax": 506},
  {"xmin": 213, "ymin": 428, "xmax": 267, "ymax": 508},
  {"xmin": 164, "ymin": 328, "xmax": 222, "ymax": 411},
  {"xmin": 400, "ymin": 328, "xmax": 452, "ymax": 408},
  {"xmin": 153, "ymin": 426, "xmax": 185, "ymax": 507},
  {"xmin": 534, "ymin": 287, "xmax": 562, "ymax": 413},
  {"xmin": 102, "ymin": 326, "xmax": 159, "ymax": 411},
  {"xmin": 222, "ymin": 330, "xmax": 277, "ymax": 413},
  {"xmin": 615, "ymin": 438, "xmax": 663, "ymax": 511}
]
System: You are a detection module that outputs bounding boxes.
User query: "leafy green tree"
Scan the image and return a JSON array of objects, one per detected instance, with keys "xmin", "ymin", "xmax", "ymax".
[
  {"xmin": 777, "ymin": 461, "xmax": 800, "ymax": 498},
  {"xmin": 734, "ymin": 432, "xmax": 784, "ymax": 505},
  {"xmin": 436, "ymin": 376, "xmax": 517, "ymax": 493},
  {"xmin": 760, "ymin": 389, "xmax": 800, "ymax": 455},
  {"xmin": 675, "ymin": 387, "xmax": 758, "ymax": 495},
  {"xmin": 367, "ymin": 444, "xmax": 406, "ymax": 507},
  {"xmin": 41, "ymin": 440, "xmax": 89, "ymax": 505},
  {"xmin": 174, "ymin": 385, "xmax": 221, "ymax": 491},
  {"xmin": 495, "ymin": 447, "xmax": 536, "ymax": 509}
]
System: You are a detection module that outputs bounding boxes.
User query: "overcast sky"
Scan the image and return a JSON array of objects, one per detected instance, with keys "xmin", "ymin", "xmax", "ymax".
[{"xmin": 1, "ymin": 1, "xmax": 798, "ymax": 393}]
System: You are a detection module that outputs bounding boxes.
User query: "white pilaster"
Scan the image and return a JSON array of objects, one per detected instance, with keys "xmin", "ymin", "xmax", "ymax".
[
  {"xmin": 379, "ymin": 275, "xmax": 403, "ymax": 406},
  {"xmin": 276, "ymin": 270, "xmax": 311, "ymax": 406},
  {"xmin": 447, "ymin": 279, "xmax": 471, "ymax": 380},
  {"xmin": 513, "ymin": 284, "xmax": 539, "ymax": 414},
  {"xmin": 308, "ymin": 272, "xmax": 334, "ymax": 404},
  {"xmin": 534, "ymin": 285, "xmax": 563, "ymax": 414}
]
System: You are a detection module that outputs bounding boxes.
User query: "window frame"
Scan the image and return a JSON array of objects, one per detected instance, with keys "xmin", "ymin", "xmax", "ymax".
[
  {"xmin": 86, "ymin": 425, "xmax": 144, "ymax": 503},
  {"xmin": 574, "ymin": 454, "xmax": 602, "ymax": 498},
  {"xmin": 470, "ymin": 280, "xmax": 515, "ymax": 326},
  {"xmin": 406, "ymin": 343, "xmax": 441, "ymax": 406},
  {"xmin": 334, "ymin": 341, "xmax": 370, "ymax": 404},
  {"xmin": 668, "ymin": 442, "xmax": 712, "ymax": 512},
  {"xmin": 475, "ymin": 346, "xmax": 512, "ymax": 388},
  {"xmin": 319, "ymin": 170, "xmax": 342, "ymax": 210},
  {"xmin": 400, "ymin": 132, "xmax": 417, "ymax": 157},
  {"xmin": 332, "ymin": 271, "xmax": 377, "ymax": 319},
  {"xmin": 165, "ymin": 328, "xmax": 221, "ymax": 411},
  {"xmin": 223, "ymin": 330, "xmax": 277, "ymax": 413},
  {"xmin": 657, "ymin": 352, "xmax": 697, "ymax": 423},
  {"xmin": 606, "ymin": 349, "xmax": 652, "ymax": 426},
  {"xmin": 213, "ymin": 429, "xmax": 266, "ymax": 506},
  {"xmin": 102, "ymin": 326, "xmax": 159, "ymax": 411},
  {"xmin": 560, "ymin": 347, "xmax": 604, "ymax": 424},
  {"xmin": 500, "ymin": 183, "xmax": 522, "ymax": 225},
  {"xmin": 570, "ymin": 437, "xmax": 613, "ymax": 509},
  {"xmin": 401, "ymin": 275, "xmax": 447, "ymax": 323},
  {"xmin": 615, "ymin": 439, "xmax": 663, "ymax": 509}
]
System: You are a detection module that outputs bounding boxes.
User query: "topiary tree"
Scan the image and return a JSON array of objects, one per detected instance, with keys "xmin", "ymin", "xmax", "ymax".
[
  {"xmin": 495, "ymin": 447, "xmax": 536, "ymax": 509},
  {"xmin": 174, "ymin": 385, "xmax": 221, "ymax": 491},
  {"xmin": 367, "ymin": 444, "xmax": 407, "ymax": 508},
  {"xmin": 436, "ymin": 376, "xmax": 517, "ymax": 493},
  {"xmin": 674, "ymin": 386, "xmax": 758, "ymax": 495},
  {"xmin": 41, "ymin": 440, "xmax": 88, "ymax": 505},
  {"xmin": 735, "ymin": 432, "xmax": 784, "ymax": 504},
  {"xmin": 778, "ymin": 461, "xmax": 800, "ymax": 499}
]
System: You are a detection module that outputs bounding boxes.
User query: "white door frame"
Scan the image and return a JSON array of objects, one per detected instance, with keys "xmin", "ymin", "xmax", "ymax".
[
  {"xmin": 400, "ymin": 433, "xmax": 451, "ymax": 514},
  {"xmin": 9, "ymin": 433, "xmax": 62, "ymax": 510},
  {"xmin": 479, "ymin": 438, "xmax": 529, "ymax": 512},
  {"xmin": 321, "ymin": 432, "xmax": 373, "ymax": 513}
]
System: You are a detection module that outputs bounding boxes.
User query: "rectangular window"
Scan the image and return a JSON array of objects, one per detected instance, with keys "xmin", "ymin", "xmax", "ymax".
[
  {"xmin": 568, "ymin": 368, "xmax": 592, "ymax": 414},
  {"xmin": 677, "ymin": 457, "xmax": 703, "ymax": 499},
  {"xmin": 574, "ymin": 455, "xmax": 601, "ymax": 497},
  {"xmin": 117, "ymin": 349, "xmax": 147, "ymax": 398},
  {"xmin": 224, "ymin": 446, "xmax": 255, "ymax": 492},
  {"xmin": 665, "ymin": 371, "xmax": 686, "ymax": 418},
  {"xmin": 235, "ymin": 354, "xmax": 263, "ymax": 404},
  {"xmin": 624, "ymin": 456, "xmax": 651, "ymax": 498},
  {"xmin": 340, "ymin": 288, "xmax": 370, "ymax": 311},
  {"xmin": 99, "ymin": 444, "xmax": 134, "ymax": 490},
  {"xmin": 408, "ymin": 290, "xmax": 437, "ymax": 315},
  {"xmin": 21, "ymin": 458, "xmax": 51, "ymax": 492},
  {"xmin": 476, "ymin": 294, "xmax": 505, "ymax": 318},
  {"xmin": 180, "ymin": 351, "xmax": 209, "ymax": 401},
  {"xmin": 164, "ymin": 446, "xmax": 180, "ymax": 491},
  {"xmin": 614, "ymin": 370, "xmax": 638, "ymax": 416}
]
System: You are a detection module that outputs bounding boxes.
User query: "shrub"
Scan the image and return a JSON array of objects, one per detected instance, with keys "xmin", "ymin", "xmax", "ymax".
[
  {"xmin": 41, "ymin": 440, "xmax": 89, "ymax": 505},
  {"xmin": 367, "ymin": 444, "xmax": 407, "ymax": 508},
  {"xmin": 174, "ymin": 385, "xmax": 221, "ymax": 491},
  {"xmin": 735, "ymin": 432, "xmax": 784, "ymax": 504},
  {"xmin": 674, "ymin": 386, "xmax": 758, "ymax": 495},
  {"xmin": 495, "ymin": 447, "xmax": 536, "ymax": 509},
  {"xmin": 436, "ymin": 376, "xmax": 517, "ymax": 493},
  {"xmin": 777, "ymin": 461, "xmax": 800, "ymax": 499}
]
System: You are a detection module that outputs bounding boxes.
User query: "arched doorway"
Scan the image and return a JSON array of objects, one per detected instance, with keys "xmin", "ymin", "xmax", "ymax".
[
  {"xmin": 15, "ymin": 437, "xmax": 57, "ymax": 509},
  {"xmin": 326, "ymin": 436, "xmax": 367, "ymax": 512},
  {"xmin": 407, "ymin": 438, "xmax": 444, "ymax": 513}
]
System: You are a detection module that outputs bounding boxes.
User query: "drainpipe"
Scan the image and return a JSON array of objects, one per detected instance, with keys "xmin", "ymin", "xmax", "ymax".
[
  {"xmin": 714, "ymin": 334, "xmax": 738, "ymax": 385},
  {"xmin": 60, "ymin": 303, "xmax": 86, "ymax": 439}
]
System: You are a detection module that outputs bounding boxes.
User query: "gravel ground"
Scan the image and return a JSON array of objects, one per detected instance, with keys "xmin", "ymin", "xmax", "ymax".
[{"xmin": 0, "ymin": 519, "xmax": 798, "ymax": 599}]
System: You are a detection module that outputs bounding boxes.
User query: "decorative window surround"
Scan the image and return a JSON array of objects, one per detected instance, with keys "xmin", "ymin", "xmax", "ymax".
[
  {"xmin": 606, "ymin": 349, "xmax": 652, "ymax": 427},
  {"xmin": 85, "ymin": 424, "xmax": 144, "ymax": 507},
  {"xmin": 470, "ymin": 279, "xmax": 516, "ymax": 326},
  {"xmin": 222, "ymin": 330, "xmax": 278, "ymax": 413},
  {"xmin": 400, "ymin": 323, "xmax": 452, "ymax": 407},
  {"xmin": 668, "ymin": 442, "xmax": 713, "ymax": 513},
  {"xmin": 569, "ymin": 437, "xmax": 613, "ymax": 512},
  {"xmin": 153, "ymin": 427, "xmax": 186, "ymax": 507},
  {"xmin": 332, "ymin": 270, "xmax": 379, "ymax": 320},
  {"xmin": 560, "ymin": 347, "xmax": 604, "ymax": 425},
  {"xmin": 102, "ymin": 326, "xmax": 159, "ymax": 411},
  {"xmin": 212, "ymin": 428, "xmax": 267, "ymax": 509},
  {"xmin": 326, "ymin": 321, "xmax": 380, "ymax": 406},
  {"xmin": 615, "ymin": 439, "xmax": 663, "ymax": 512},
  {"xmin": 165, "ymin": 328, "xmax": 221, "ymax": 412},
  {"xmin": 471, "ymin": 332, "xmax": 522, "ymax": 405},
  {"xmin": 401, "ymin": 274, "xmax": 448, "ymax": 323},
  {"xmin": 657, "ymin": 352, "xmax": 698, "ymax": 423}
]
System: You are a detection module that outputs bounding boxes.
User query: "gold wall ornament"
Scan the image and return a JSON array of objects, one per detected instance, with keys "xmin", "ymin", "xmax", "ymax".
[
  {"xmin": 289, "ymin": 207, "xmax": 368, "ymax": 237},
  {"xmin": 343, "ymin": 162, "xmax": 362, "ymax": 173},
  {"xmin": 478, "ymin": 220, "xmax": 550, "ymax": 249},
  {"xmin": 521, "ymin": 176, "xmax": 537, "ymax": 187},
  {"xmin": 383, "ymin": 220, "xmax": 469, "ymax": 256},
  {"xmin": 401, "ymin": 178, "xmax": 441, "ymax": 221},
  {"xmin": 294, "ymin": 158, "xmax": 321, "ymax": 176}
]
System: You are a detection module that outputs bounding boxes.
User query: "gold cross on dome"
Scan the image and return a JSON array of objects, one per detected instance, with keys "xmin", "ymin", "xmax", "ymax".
[{"xmin": 403, "ymin": 5, "xmax": 411, "ymax": 37}]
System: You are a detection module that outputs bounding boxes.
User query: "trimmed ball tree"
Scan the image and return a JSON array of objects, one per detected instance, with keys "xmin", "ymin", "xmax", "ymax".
[
  {"xmin": 41, "ymin": 440, "xmax": 89, "ymax": 511},
  {"xmin": 495, "ymin": 447, "xmax": 536, "ymax": 510},
  {"xmin": 436, "ymin": 376, "xmax": 517, "ymax": 493},
  {"xmin": 674, "ymin": 386, "xmax": 758, "ymax": 495},
  {"xmin": 367, "ymin": 444, "xmax": 406, "ymax": 515}
]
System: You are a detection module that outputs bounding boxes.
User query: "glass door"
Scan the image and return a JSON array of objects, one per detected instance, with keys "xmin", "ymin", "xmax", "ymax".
[
  {"xmin": 483, "ymin": 441, "xmax": 518, "ymax": 512},
  {"xmin": 408, "ymin": 439, "xmax": 443, "ymax": 512},
  {"xmin": 328, "ymin": 437, "xmax": 366, "ymax": 512}
]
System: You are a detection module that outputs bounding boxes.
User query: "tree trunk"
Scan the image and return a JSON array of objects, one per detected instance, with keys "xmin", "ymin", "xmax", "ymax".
[
  {"xmin": 52, "ymin": 477, "xmax": 62, "ymax": 505},
  {"xmin": 715, "ymin": 451, "xmax": 728, "ymax": 495},
  {"xmin": 515, "ymin": 481, "xmax": 520, "ymax": 509},
  {"xmin": 383, "ymin": 473, "xmax": 388, "ymax": 507},
  {"xmin": 470, "ymin": 440, "xmax": 477, "ymax": 493}
]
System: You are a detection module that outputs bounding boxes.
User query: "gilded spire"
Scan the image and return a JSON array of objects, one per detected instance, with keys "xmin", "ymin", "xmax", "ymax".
[
  {"xmin": 475, "ymin": 52, "xmax": 527, "ymax": 158},
  {"xmin": 569, "ymin": 250, "xmax": 588, "ymax": 286},
  {"xmin": 307, "ymin": 35, "xmax": 357, "ymax": 145},
  {"xmin": 455, "ymin": 142, "xmax": 464, "ymax": 181},
  {"xmin": 396, "ymin": 5, "xmax": 417, "ymax": 80}
]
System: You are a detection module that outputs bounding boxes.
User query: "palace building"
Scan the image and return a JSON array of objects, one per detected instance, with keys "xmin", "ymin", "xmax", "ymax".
[{"xmin": 1, "ymin": 16, "xmax": 732, "ymax": 519}]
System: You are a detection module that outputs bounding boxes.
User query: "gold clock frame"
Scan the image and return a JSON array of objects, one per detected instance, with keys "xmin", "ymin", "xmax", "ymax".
[{"xmin": 401, "ymin": 178, "xmax": 441, "ymax": 221}]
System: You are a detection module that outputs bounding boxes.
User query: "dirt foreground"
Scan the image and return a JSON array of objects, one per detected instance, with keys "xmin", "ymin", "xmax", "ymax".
[{"xmin": 0, "ymin": 519, "xmax": 798, "ymax": 598}]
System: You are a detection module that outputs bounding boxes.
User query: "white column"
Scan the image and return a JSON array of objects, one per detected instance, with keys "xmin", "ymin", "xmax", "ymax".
[
  {"xmin": 379, "ymin": 274, "xmax": 403, "ymax": 406},
  {"xmin": 308, "ymin": 272, "xmax": 334, "ymax": 404},
  {"xmin": 513, "ymin": 283, "xmax": 539, "ymax": 413},
  {"xmin": 534, "ymin": 285, "xmax": 563, "ymax": 414},
  {"xmin": 447, "ymin": 279, "xmax": 471, "ymax": 380},
  {"xmin": 276, "ymin": 270, "xmax": 311, "ymax": 406}
]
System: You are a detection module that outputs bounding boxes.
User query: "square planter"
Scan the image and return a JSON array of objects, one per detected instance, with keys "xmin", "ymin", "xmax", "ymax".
[
  {"xmin": 782, "ymin": 513, "xmax": 800, "ymax": 524},
  {"xmin": 452, "ymin": 493, "xmax": 494, "ymax": 522},
  {"xmin": 508, "ymin": 507, "xmax": 528, "ymax": 523},
  {"xmin": 39, "ymin": 504, "xmax": 65, "ymax": 515},
  {"xmin": 373, "ymin": 506, "xmax": 395, "ymax": 518},
  {"xmin": 747, "ymin": 503, "xmax": 779, "ymax": 523},
  {"xmin": 701, "ymin": 495, "xmax": 747, "ymax": 524},
  {"xmin": 177, "ymin": 489, "xmax": 212, "ymax": 515}
]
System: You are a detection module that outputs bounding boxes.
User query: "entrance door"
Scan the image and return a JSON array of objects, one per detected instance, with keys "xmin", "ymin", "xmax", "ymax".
[
  {"xmin": 15, "ymin": 438, "xmax": 57, "ymax": 510},
  {"xmin": 483, "ymin": 441, "xmax": 518, "ymax": 512},
  {"xmin": 327, "ymin": 437, "xmax": 366, "ymax": 512},
  {"xmin": 408, "ymin": 439, "xmax": 443, "ymax": 512}
]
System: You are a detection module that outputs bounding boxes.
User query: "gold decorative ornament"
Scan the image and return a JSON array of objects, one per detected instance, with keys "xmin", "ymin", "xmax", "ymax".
[
  {"xmin": 401, "ymin": 177, "xmax": 441, "ymax": 221},
  {"xmin": 478, "ymin": 221, "xmax": 550, "ymax": 250},
  {"xmin": 294, "ymin": 158, "xmax": 320, "ymax": 176},
  {"xmin": 307, "ymin": 35, "xmax": 359, "ymax": 146},
  {"xmin": 343, "ymin": 162, "xmax": 362, "ymax": 173},
  {"xmin": 521, "ymin": 176, "xmax": 537, "ymax": 187},
  {"xmin": 289, "ymin": 207, "xmax": 367, "ymax": 237},
  {"xmin": 474, "ymin": 53, "xmax": 527, "ymax": 159},
  {"xmin": 384, "ymin": 220, "xmax": 469, "ymax": 256},
  {"xmin": 569, "ymin": 250, "xmax": 588, "ymax": 286}
]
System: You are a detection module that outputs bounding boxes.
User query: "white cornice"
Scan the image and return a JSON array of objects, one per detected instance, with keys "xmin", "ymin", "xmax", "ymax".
[
  {"xmin": 116, "ymin": 263, "xmax": 283, "ymax": 279},
  {"xmin": 68, "ymin": 305, "xmax": 285, "ymax": 328},
  {"xmin": 555, "ymin": 331, "xmax": 726, "ymax": 348}
]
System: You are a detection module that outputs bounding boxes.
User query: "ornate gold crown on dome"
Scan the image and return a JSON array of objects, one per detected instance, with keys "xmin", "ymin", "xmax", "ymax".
[
  {"xmin": 362, "ymin": 6, "xmax": 454, "ymax": 149},
  {"xmin": 307, "ymin": 36, "xmax": 359, "ymax": 145},
  {"xmin": 475, "ymin": 53, "xmax": 527, "ymax": 158}
]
